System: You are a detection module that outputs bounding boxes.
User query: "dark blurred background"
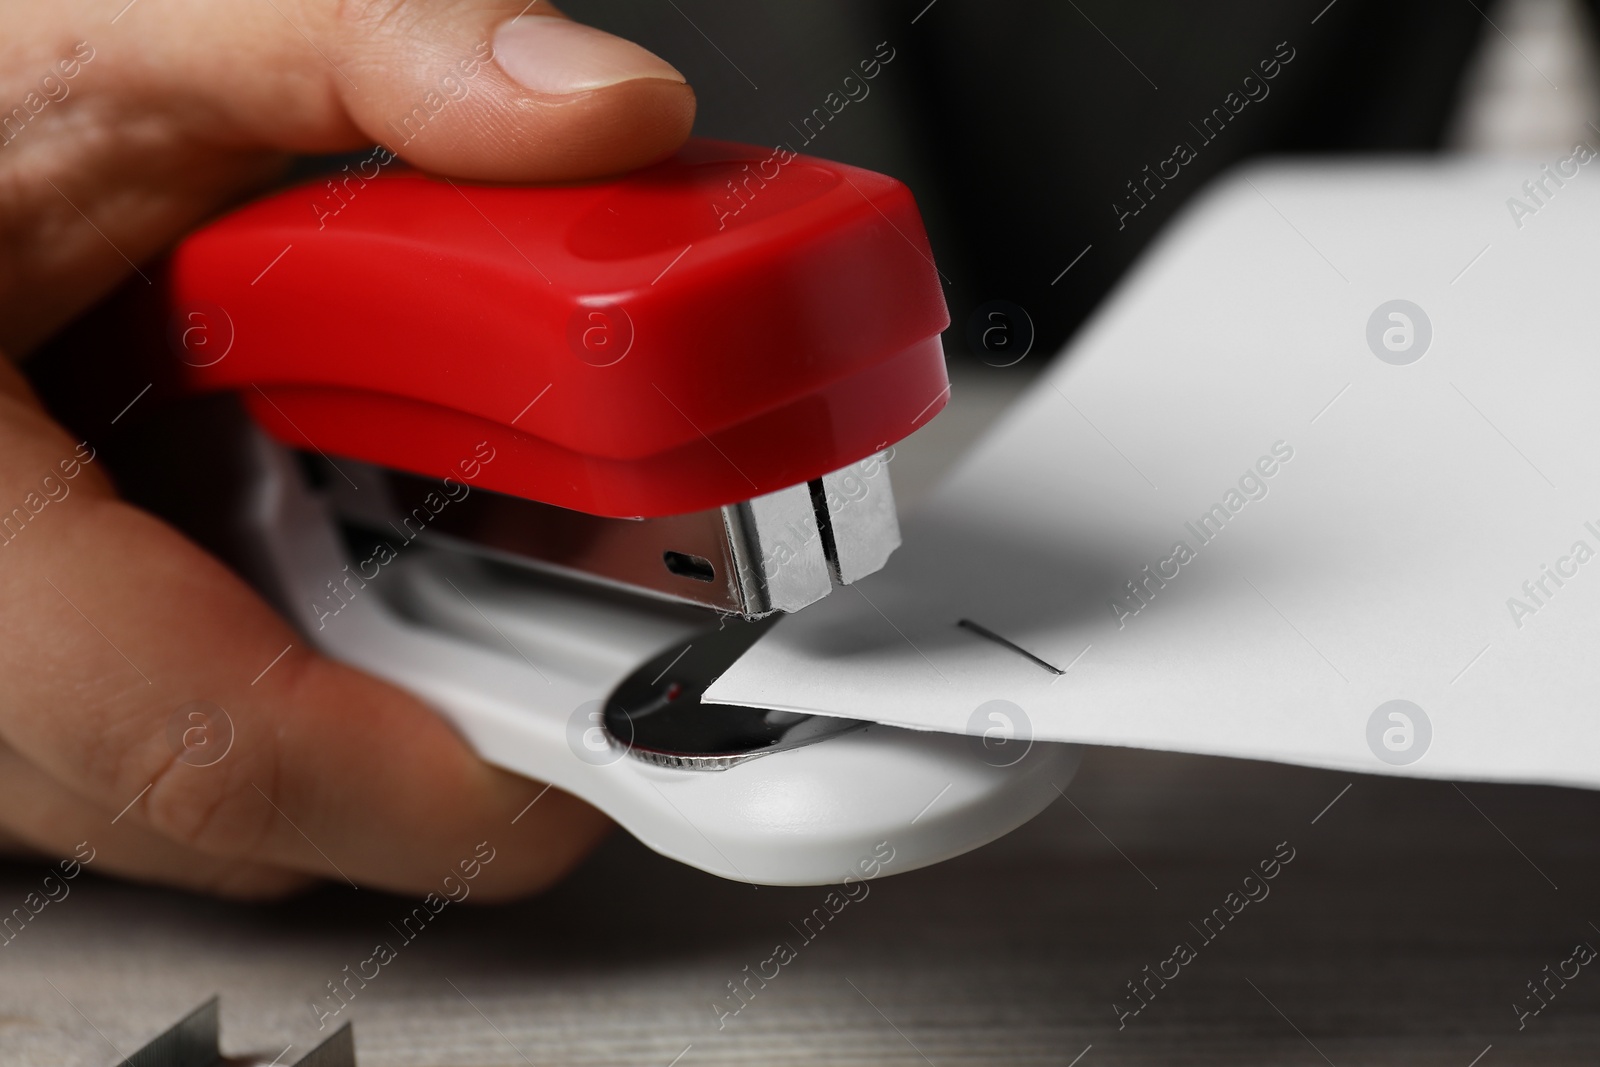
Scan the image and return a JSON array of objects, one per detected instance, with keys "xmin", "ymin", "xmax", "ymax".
[{"xmin": 550, "ymin": 0, "xmax": 1598, "ymax": 365}]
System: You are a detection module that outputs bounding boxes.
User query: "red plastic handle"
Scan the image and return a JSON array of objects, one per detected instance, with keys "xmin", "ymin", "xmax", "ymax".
[{"xmin": 167, "ymin": 140, "xmax": 950, "ymax": 517}]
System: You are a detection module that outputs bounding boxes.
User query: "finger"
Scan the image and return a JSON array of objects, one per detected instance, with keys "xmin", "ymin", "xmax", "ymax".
[
  {"xmin": 0, "ymin": 741, "xmax": 313, "ymax": 901},
  {"xmin": 0, "ymin": 365, "xmax": 613, "ymax": 898}
]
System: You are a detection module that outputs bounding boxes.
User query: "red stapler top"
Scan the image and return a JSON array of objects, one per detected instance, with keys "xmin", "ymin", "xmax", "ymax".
[{"xmin": 167, "ymin": 139, "xmax": 950, "ymax": 518}]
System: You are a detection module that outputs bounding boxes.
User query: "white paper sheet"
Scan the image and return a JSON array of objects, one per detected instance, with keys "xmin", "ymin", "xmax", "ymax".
[{"xmin": 706, "ymin": 159, "xmax": 1600, "ymax": 789}]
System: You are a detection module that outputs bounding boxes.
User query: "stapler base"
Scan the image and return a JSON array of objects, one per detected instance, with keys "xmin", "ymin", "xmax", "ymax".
[{"xmin": 236, "ymin": 428, "xmax": 1079, "ymax": 885}]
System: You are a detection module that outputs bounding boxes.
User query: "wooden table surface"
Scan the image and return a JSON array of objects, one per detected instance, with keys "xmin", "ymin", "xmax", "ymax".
[{"xmin": 5, "ymin": 744, "xmax": 1600, "ymax": 1066}]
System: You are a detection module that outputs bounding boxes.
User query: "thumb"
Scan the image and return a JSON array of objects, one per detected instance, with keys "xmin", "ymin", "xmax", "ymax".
[
  {"xmin": 112, "ymin": 0, "xmax": 696, "ymax": 181},
  {"xmin": 0, "ymin": 1, "xmax": 696, "ymax": 348}
]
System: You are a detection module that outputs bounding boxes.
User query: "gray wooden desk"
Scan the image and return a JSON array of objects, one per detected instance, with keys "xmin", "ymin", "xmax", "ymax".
[{"xmin": 3, "ymin": 747, "xmax": 1600, "ymax": 1065}]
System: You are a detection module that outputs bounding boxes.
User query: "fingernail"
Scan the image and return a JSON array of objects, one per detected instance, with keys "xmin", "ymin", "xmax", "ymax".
[{"xmin": 493, "ymin": 17, "xmax": 686, "ymax": 95}]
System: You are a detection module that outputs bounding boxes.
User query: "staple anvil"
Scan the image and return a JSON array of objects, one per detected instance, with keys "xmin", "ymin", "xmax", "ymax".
[{"xmin": 160, "ymin": 140, "xmax": 1077, "ymax": 886}]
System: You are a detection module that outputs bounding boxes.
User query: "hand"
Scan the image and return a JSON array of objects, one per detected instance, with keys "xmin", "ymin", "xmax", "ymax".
[{"xmin": 0, "ymin": 0, "xmax": 695, "ymax": 899}]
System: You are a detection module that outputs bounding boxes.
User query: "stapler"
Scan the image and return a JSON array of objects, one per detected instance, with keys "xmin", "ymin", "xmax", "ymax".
[{"xmin": 160, "ymin": 139, "xmax": 1076, "ymax": 885}]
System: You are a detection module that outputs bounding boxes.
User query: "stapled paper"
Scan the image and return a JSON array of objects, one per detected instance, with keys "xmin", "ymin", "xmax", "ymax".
[{"xmin": 707, "ymin": 160, "xmax": 1600, "ymax": 788}]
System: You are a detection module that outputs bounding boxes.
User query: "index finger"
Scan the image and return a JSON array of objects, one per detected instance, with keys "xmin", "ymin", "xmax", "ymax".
[{"xmin": 0, "ymin": 365, "xmax": 610, "ymax": 897}]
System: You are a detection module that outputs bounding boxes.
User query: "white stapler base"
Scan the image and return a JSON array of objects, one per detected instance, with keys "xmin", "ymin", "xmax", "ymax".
[{"xmin": 242, "ymin": 430, "xmax": 1079, "ymax": 885}]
